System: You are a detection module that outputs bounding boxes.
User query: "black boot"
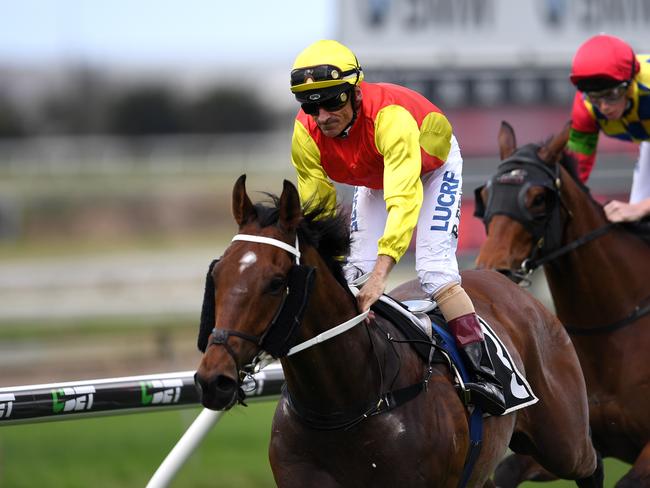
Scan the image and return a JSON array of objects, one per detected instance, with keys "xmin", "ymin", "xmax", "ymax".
[{"xmin": 460, "ymin": 340, "xmax": 506, "ymax": 415}]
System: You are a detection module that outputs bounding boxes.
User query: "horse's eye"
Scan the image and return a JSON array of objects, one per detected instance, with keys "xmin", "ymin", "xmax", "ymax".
[
  {"xmin": 267, "ymin": 276, "xmax": 287, "ymax": 295},
  {"xmin": 531, "ymin": 194, "xmax": 546, "ymax": 208}
]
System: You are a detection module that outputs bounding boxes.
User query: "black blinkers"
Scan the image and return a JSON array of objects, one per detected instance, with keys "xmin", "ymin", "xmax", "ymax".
[
  {"xmin": 197, "ymin": 260, "xmax": 316, "ymax": 358},
  {"xmin": 258, "ymin": 264, "xmax": 315, "ymax": 357},
  {"xmin": 474, "ymin": 144, "xmax": 564, "ymax": 253},
  {"xmin": 198, "ymin": 258, "xmax": 219, "ymax": 353}
]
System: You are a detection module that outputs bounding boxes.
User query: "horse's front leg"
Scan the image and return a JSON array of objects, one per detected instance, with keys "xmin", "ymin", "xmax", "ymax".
[
  {"xmin": 616, "ymin": 442, "xmax": 650, "ymax": 487},
  {"xmin": 494, "ymin": 453, "xmax": 557, "ymax": 487}
]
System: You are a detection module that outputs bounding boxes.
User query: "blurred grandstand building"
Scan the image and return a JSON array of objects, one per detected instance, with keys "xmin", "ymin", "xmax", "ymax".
[{"xmin": 340, "ymin": 0, "xmax": 649, "ymax": 109}]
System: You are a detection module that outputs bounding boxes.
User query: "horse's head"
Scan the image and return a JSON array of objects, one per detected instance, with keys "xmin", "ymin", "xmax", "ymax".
[
  {"xmin": 194, "ymin": 175, "xmax": 314, "ymax": 410},
  {"xmin": 474, "ymin": 121, "xmax": 572, "ymax": 280},
  {"xmin": 194, "ymin": 175, "xmax": 352, "ymax": 411}
]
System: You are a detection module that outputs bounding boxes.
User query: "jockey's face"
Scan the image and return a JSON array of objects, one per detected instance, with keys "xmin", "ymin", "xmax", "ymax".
[
  {"xmin": 586, "ymin": 83, "xmax": 629, "ymax": 120},
  {"xmin": 311, "ymin": 88, "xmax": 358, "ymax": 138}
]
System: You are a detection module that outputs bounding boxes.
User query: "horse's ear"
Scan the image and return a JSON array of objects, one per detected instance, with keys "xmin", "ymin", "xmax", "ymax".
[
  {"xmin": 279, "ymin": 179, "xmax": 302, "ymax": 233},
  {"xmin": 498, "ymin": 121, "xmax": 517, "ymax": 160},
  {"xmin": 538, "ymin": 121, "xmax": 570, "ymax": 164},
  {"xmin": 232, "ymin": 174, "xmax": 257, "ymax": 226}
]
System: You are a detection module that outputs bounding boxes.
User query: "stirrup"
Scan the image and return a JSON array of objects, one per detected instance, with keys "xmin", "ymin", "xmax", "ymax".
[{"xmin": 464, "ymin": 382, "xmax": 506, "ymax": 416}]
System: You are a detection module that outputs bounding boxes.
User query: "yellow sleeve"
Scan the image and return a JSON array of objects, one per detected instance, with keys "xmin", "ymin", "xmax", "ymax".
[
  {"xmin": 290, "ymin": 119, "xmax": 337, "ymax": 214},
  {"xmin": 373, "ymin": 105, "xmax": 424, "ymax": 262},
  {"xmin": 420, "ymin": 111, "xmax": 452, "ymax": 162}
]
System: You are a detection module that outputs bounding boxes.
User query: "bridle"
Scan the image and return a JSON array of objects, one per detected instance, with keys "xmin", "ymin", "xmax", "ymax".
[
  {"xmin": 474, "ymin": 147, "xmax": 650, "ymax": 334},
  {"xmin": 199, "ymin": 233, "xmax": 444, "ymax": 424},
  {"xmin": 198, "ymin": 233, "xmax": 369, "ymax": 394},
  {"xmin": 474, "ymin": 144, "xmax": 612, "ymax": 278}
]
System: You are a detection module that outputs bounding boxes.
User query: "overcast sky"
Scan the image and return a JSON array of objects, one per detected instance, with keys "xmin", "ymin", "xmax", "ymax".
[{"xmin": 0, "ymin": 0, "xmax": 336, "ymax": 66}]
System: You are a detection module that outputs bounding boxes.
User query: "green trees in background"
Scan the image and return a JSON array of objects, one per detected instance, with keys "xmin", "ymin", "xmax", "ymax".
[
  {"xmin": 0, "ymin": 95, "xmax": 26, "ymax": 138},
  {"xmin": 109, "ymin": 87, "xmax": 185, "ymax": 135},
  {"xmin": 188, "ymin": 87, "xmax": 273, "ymax": 134},
  {"xmin": 0, "ymin": 74, "xmax": 276, "ymax": 138}
]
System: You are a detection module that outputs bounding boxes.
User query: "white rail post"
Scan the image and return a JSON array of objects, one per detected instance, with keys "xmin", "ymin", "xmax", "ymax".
[{"xmin": 146, "ymin": 408, "xmax": 224, "ymax": 488}]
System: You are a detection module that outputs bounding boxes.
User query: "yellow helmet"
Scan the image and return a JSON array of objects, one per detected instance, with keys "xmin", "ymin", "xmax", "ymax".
[{"xmin": 290, "ymin": 40, "xmax": 363, "ymax": 103}]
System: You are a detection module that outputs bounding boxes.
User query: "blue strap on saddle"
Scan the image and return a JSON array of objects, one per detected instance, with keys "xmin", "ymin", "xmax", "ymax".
[
  {"xmin": 430, "ymin": 323, "xmax": 469, "ymax": 379},
  {"xmin": 430, "ymin": 322, "xmax": 484, "ymax": 488}
]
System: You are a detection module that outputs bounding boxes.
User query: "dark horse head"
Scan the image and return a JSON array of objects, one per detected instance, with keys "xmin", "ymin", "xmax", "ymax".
[
  {"xmin": 474, "ymin": 121, "xmax": 590, "ymax": 280},
  {"xmin": 194, "ymin": 175, "xmax": 351, "ymax": 410}
]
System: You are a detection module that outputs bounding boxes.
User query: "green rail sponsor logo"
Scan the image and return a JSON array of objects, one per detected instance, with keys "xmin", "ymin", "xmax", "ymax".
[
  {"xmin": 52, "ymin": 386, "xmax": 95, "ymax": 413},
  {"xmin": 140, "ymin": 379, "xmax": 182, "ymax": 405},
  {"xmin": 0, "ymin": 393, "xmax": 16, "ymax": 419}
]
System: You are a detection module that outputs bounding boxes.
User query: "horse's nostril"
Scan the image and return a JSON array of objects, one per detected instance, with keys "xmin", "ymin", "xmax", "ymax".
[{"xmin": 214, "ymin": 375, "xmax": 237, "ymax": 393}]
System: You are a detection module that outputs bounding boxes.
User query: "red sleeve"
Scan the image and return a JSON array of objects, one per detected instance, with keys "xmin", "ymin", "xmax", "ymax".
[
  {"xmin": 566, "ymin": 146, "xmax": 596, "ymax": 183},
  {"xmin": 567, "ymin": 92, "xmax": 599, "ymax": 183},
  {"xmin": 570, "ymin": 92, "xmax": 599, "ymax": 133}
]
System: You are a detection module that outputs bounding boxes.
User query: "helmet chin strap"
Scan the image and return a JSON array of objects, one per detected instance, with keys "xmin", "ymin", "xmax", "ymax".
[{"xmin": 337, "ymin": 87, "xmax": 358, "ymax": 139}]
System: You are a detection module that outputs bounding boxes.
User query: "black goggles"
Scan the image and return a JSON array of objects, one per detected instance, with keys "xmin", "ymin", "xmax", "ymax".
[
  {"xmin": 291, "ymin": 65, "xmax": 357, "ymax": 88},
  {"xmin": 300, "ymin": 89, "xmax": 351, "ymax": 115}
]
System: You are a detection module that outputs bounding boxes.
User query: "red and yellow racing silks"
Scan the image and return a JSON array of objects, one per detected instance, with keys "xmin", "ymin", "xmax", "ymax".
[
  {"xmin": 568, "ymin": 55, "xmax": 650, "ymax": 182},
  {"xmin": 291, "ymin": 81, "xmax": 453, "ymax": 263}
]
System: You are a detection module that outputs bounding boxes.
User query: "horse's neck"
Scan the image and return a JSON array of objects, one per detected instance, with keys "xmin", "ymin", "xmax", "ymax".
[
  {"xmin": 280, "ymin": 261, "xmax": 387, "ymax": 413},
  {"xmin": 545, "ymin": 178, "xmax": 650, "ymax": 326}
]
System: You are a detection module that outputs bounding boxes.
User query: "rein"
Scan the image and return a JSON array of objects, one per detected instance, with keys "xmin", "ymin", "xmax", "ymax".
[
  {"xmin": 523, "ymin": 221, "xmax": 650, "ymax": 335},
  {"xmin": 232, "ymin": 234, "xmax": 369, "ymax": 357},
  {"xmin": 212, "ymin": 233, "xmax": 434, "ymax": 430},
  {"xmin": 477, "ymin": 149, "xmax": 649, "ymax": 335},
  {"xmin": 205, "ymin": 230, "xmax": 483, "ymax": 485},
  {"xmin": 564, "ymin": 294, "xmax": 650, "ymax": 336},
  {"xmin": 520, "ymin": 222, "xmax": 617, "ymax": 273},
  {"xmin": 208, "ymin": 234, "xmax": 367, "ymax": 364}
]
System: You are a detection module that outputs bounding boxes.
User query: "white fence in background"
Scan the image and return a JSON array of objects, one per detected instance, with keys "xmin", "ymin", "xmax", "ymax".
[{"xmin": 0, "ymin": 363, "xmax": 285, "ymax": 488}]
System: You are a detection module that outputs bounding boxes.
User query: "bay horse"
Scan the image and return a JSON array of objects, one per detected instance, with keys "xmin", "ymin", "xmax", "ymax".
[
  {"xmin": 475, "ymin": 122, "xmax": 650, "ymax": 487},
  {"xmin": 194, "ymin": 174, "xmax": 602, "ymax": 487}
]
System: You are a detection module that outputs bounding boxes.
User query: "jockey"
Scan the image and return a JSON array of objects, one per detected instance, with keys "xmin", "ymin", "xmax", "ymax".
[
  {"xmin": 289, "ymin": 39, "xmax": 505, "ymax": 415},
  {"xmin": 568, "ymin": 34, "xmax": 650, "ymax": 223}
]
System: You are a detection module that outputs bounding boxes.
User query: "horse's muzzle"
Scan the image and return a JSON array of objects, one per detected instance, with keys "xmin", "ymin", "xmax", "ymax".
[{"xmin": 194, "ymin": 372, "xmax": 239, "ymax": 411}]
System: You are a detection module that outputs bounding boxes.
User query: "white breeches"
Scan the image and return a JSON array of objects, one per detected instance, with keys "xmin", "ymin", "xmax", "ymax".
[
  {"xmin": 630, "ymin": 141, "xmax": 650, "ymax": 203},
  {"xmin": 345, "ymin": 135, "xmax": 463, "ymax": 296}
]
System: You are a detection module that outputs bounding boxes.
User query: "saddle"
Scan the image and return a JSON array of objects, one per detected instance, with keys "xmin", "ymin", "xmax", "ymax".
[
  {"xmin": 370, "ymin": 295, "xmax": 448, "ymax": 365},
  {"xmin": 371, "ymin": 294, "xmax": 538, "ymax": 416}
]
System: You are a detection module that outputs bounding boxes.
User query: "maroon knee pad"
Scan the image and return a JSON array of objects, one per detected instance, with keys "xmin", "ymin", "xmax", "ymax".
[{"xmin": 448, "ymin": 313, "xmax": 484, "ymax": 347}]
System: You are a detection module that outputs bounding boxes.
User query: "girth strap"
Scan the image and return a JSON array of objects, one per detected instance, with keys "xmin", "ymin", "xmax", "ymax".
[
  {"xmin": 286, "ymin": 374, "xmax": 432, "ymax": 431},
  {"xmin": 458, "ymin": 407, "xmax": 484, "ymax": 488}
]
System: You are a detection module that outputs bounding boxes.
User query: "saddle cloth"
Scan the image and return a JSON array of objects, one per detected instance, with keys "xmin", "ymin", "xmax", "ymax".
[
  {"xmin": 475, "ymin": 315, "xmax": 538, "ymax": 414},
  {"xmin": 372, "ymin": 295, "xmax": 538, "ymax": 415}
]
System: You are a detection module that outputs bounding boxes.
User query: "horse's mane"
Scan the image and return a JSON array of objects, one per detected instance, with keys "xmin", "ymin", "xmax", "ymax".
[
  {"xmin": 556, "ymin": 147, "xmax": 604, "ymax": 209},
  {"xmin": 558, "ymin": 149, "xmax": 580, "ymax": 184},
  {"xmin": 532, "ymin": 137, "xmax": 596, "ymax": 202},
  {"xmin": 254, "ymin": 193, "xmax": 351, "ymax": 287}
]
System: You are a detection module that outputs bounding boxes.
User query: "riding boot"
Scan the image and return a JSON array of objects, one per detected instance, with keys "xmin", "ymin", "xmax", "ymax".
[{"xmin": 448, "ymin": 313, "xmax": 506, "ymax": 416}]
